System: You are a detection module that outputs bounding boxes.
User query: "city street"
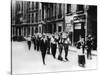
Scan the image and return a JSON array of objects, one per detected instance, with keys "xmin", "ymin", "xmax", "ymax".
[{"xmin": 12, "ymin": 41, "xmax": 97, "ymax": 75}]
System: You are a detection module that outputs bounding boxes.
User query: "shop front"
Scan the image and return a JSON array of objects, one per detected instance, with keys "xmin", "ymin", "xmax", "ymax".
[{"xmin": 73, "ymin": 22, "xmax": 85, "ymax": 43}]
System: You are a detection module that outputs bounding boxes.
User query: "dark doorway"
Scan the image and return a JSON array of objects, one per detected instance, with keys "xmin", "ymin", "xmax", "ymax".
[{"xmin": 58, "ymin": 26, "xmax": 62, "ymax": 32}]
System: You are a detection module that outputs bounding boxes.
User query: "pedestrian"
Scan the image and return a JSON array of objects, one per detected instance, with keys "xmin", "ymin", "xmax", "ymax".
[
  {"xmin": 58, "ymin": 34, "xmax": 64, "ymax": 61},
  {"xmin": 63, "ymin": 36, "xmax": 71, "ymax": 61},
  {"xmin": 39, "ymin": 34, "xmax": 42, "ymax": 52},
  {"xmin": 37, "ymin": 35, "xmax": 40, "ymax": 51},
  {"xmin": 40, "ymin": 35, "xmax": 47, "ymax": 65},
  {"xmin": 33, "ymin": 35, "xmax": 37, "ymax": 50},
  {"xmin": 86, "ymin": 34, "xmax": 93, "ymax": 59},
  {"xmin": 76, "ymin": 40, "xmax": 81, "ymax": 49},
  {"xmin": 32, "ymin": 35, "xmax": 35, "ymax": 47},
  {"xmin": 51, "ymin": 35, "xmax": 57, "ymax": 59},
  {"xmin": 81, "ymin": 38, "xmax": 85, "ymax": 54},
  {"xmin": 27, "ymin": 36, "xmax": 31, "ymax": 50},
  {"xmin": 47, "ymin": 36, "xmax": 51, "ymax": 54}
]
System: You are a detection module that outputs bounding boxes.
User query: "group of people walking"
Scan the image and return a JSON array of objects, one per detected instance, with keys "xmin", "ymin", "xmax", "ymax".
[
  {"xmin": 26, "ymin": 32, "xmax": 95, "ymax": 65},
  {"xmin": 26, "ymin": 33, "xmax": 71, "ymax": 65}
]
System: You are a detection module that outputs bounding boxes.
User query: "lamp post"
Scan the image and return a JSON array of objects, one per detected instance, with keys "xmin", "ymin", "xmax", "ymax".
[{"xmin": 84, "ymin": 5, "xmax": 89, "ymax": 42}]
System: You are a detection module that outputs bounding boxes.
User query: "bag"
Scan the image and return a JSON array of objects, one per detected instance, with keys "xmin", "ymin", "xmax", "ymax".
[{"xmin": 78, "ymin": 55, "xmax": 86, "ymax": 67}]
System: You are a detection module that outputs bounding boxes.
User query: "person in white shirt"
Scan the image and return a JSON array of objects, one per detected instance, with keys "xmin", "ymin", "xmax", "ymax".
[
  {"xmin": 51, "ymin": 35, "xmax": 57, "ymax": 59},
  {"xmin": 63, "ymin": 36, "xmax": 71, "ymax": 61},
  {"xmin": 58, "ymin": 34, "xmax": 64, "ymax": 61}
]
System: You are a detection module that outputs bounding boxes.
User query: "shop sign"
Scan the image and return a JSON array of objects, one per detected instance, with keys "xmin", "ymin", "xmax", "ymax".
[
  {"xmin": 75, "ymin": 23, "xmax": 81, "ymax": 29},
  {"xmin": 65, "ymin": 23, "xmax": 73, "ymax": 32}
]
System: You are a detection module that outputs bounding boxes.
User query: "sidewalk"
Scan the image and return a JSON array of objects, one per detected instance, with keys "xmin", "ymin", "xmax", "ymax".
[{"xmin": 69, "ymin": 46, "xmax": 97, "ymax": 56}]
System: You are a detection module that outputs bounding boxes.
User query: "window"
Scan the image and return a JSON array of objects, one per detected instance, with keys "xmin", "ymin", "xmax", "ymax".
[
  {"xmin": 77, "ymin": 5, "xmax": 84, "ymax": 12},
  {"xmin": 67, "ymin": 4, "xmax": 71, "ymax": 14},
  {"xmin": 32, "ymin": 13, "xmax": 34, "ymax": 23},
  {"xmin": 27, "ymin": 2, "xmax": 30, "ymax": 11},
  {"xmin": 36, "ymin": 12, "xmax": 38, "ymax": 22},
  {"xmin": 27, "ymin": 13, "xmax": 30, "ymax": 23},
  {"xmin": 32, "ymin": 2, "xmax": 34, "ymax": 10},
  {"xmin": 58, "ymin": 4, "xmax": 62, "ymax": 18},
  {"xmin": 36, "ymin": 2, "xmax": 39, "ymax": 9}
]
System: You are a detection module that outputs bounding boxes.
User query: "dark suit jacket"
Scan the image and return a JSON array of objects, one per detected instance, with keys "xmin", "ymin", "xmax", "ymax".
[{"xmin": 40, "ymin": 39, "xmax": 47, "ymax": 53}]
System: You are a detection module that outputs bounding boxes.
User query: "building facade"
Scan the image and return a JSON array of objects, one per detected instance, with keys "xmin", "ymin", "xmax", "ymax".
[
  {"xmin": 11, "ymin": 1, "xmax": 42, "ymax": 37},
  {"xmin": 65, "ymin": 4, "xmax": 97, "ymax": 48},
  {"xmin": 41, "ymin": 3, "xmax": 65, "ymax": 33},
  {"xmin": 11, "ymin": 1, "xmax": 97, "ymax": 49}
]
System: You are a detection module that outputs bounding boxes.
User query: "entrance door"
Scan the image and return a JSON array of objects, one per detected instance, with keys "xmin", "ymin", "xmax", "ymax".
[
  {"xmin": 58, "ymin": 26, "xmax": 62, "ymax": 32},
  {"xmin": 74, "ymin": 29, "xmax": 81, "ymax": 43}
]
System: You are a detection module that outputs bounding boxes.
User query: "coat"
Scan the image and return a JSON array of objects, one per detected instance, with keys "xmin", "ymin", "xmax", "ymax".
[{"xmin": 40, "ymin": 38, "xmax": 47, "ymax": 53}]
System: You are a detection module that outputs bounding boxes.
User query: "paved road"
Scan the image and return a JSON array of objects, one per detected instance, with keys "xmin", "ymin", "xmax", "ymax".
[{"xmin": 12, "ymin": 41, "xmax": 97, "ymax": 75}]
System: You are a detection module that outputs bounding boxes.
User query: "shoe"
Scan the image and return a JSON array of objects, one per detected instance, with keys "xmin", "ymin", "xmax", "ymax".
[
  {"xmin": 58, "ymin": 56, "xmax": 63, "ymax": 61},
  {"xmin": 43, "ymin": 62, "xmax": 46, "ymax": 65},
  {"xmin": 53, "ymin": 56, "xmax": 56, "ymax": 59},
  {"xmin": 65, "ymin": 58, "xmax": 69, "ymax": 61}
]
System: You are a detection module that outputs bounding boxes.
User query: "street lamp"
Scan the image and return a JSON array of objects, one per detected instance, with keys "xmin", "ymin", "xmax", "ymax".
[{"xmin": 84, "ymin": 5, "xmax": 89, "ymax": 42}]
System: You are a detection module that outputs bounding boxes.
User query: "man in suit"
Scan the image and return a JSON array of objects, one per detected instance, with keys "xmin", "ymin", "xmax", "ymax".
[
  {"xmin": 47, "ymin": 36, "xmax": 51, "ymax": 54},
  {"xmin": 40, "ymin": 34, "xmax": 47, "ymax": 65},
  {"xmin": 32, "ymin": 35, "xmax": 37, "ymax": 50}
]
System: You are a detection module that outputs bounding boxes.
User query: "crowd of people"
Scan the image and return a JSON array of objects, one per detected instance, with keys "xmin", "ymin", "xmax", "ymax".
[
  {"xmin": 25, "ymin": 32, "xmax": 95, "ymax": 65},
  {"xmin": 26, "ymin": 32, "xmax": 71, "ymax": 65}
]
